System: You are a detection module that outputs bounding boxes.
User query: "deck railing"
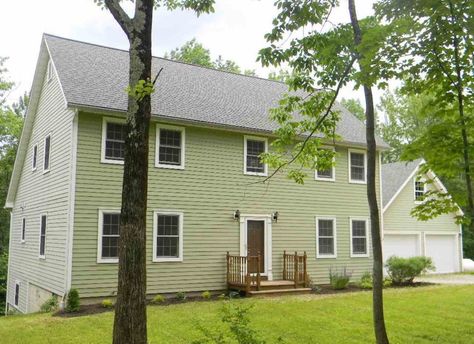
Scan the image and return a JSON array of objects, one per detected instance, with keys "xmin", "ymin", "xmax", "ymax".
[
  {"xmin": 226, "ymin": 252, "xmax": 261, "ymax": 293},
  {"xmin": 283, "ymin": 251, "xmax": 308, "ymax": 288}
]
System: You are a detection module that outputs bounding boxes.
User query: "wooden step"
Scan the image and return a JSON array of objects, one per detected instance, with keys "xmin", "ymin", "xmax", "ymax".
[
  {"xmin": 259, "ymin": 280, "xmax": 296, "ymax": 290},
  {"xmin": 247, "ymin": 288, "xmax": 312, "ymax": 297}
]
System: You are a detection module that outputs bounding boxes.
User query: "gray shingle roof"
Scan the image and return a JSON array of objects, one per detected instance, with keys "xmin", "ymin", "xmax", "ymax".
[
  {"xmin": 45, "ymin": 34, "xmax": 387, "ymax": 148},
  {"xmin": 382, "ymin": 159, "xmax": 423, "ymax": 207}
]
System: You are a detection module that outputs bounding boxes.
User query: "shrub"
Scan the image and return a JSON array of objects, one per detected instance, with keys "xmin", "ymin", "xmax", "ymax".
[
  {"xmin": 358, "ymin": 272, "xmax": 393, "ymax": 289},
  {"xmin": 152, "ymin": 294, "xmax": 165, "ymax": 304},
  {"xmin": 40, "ymin": 296, "xmax": 58, "ymax": 313},
  {"xmin": 176, "ymin": 292, "xmax": 187, "ymax": 301},
  {"xmin": 385, "ymin": 256, "xmax": 435, "ymax": 285},
  {"xmin": 101, "ymin": 299, "xmax": 114, "ymax": 308},
  {"xmin": 66, "ymin": 289, "xmax": 80, "ymax": 313},
  {"xmin": 308, "ymin": 277, "xmax": 321, "ymax": 293},
  {"xmin": 329, "ymin": 267, "xmax": 351, "ymax": 290},
  {"xmin": 201, "ymin": 291, "xmax": 212, "ymax": 299}
]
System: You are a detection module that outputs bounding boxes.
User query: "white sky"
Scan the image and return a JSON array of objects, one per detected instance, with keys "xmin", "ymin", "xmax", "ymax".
[{"xmin": 0, "ymin": 0, "xmax": 384, "ymax": 109}]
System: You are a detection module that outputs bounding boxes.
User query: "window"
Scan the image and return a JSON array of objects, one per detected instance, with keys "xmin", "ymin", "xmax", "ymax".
[
  {"xmin": 244, "ymin": 136, "xmax": 267, "ymax": 176},
  {"xmin": 349, "ymin": 150, "xmax": 366, "ymax": 183},
  {"xmin": 414, "ymin": 180, "xmax": 425, "ymax": 202},
  {"xmin": 47, "ymin": 60, "xmax": 54, "ymax": 82},
  {"xmin": 98, "ymin": 210, "xmax": 121, "ymax": 263},
  {"xmin": 14, "ymin": 281, "xmax": 20, "ymax": 307},
  {"xmin": 351, "ymin": 218, "xmax": 369, "ymax": 257},
  {"xmin": 43, "ymin": 135, "xmax": 51, "ymax": 172},
  {"xmin": 153, "ymin": 212, "xmax": 183, "ymax": 262},
  {"xmin": 32, "ymin": 144, "xmax": 38, "ymax": 171},
  {"xmin": 21, "ymin": 217, "xmax": 26, "ymax": 242},
  {"xmin": 156, "ymin": 125, "xmax": 185, "ymax": 169},
  {"xmin": 101, "ymin": 118, "xmax": 126, "ymax": 164},
  {"xmin": 316, "ymin": 217, "xmax": 336, "ymax": 258},
  {"xmin": 39, "ymin": 215, "xmax": 46, "ymax": 258},
  {"xmin": 315, "ymin": 148, "xmax": 336, "ymax": 181}
]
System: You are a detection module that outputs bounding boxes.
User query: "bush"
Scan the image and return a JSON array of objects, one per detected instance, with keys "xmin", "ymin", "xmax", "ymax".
[
  {"xmin": 175, "ymin": 292, "xmax": 186, "ymax": 301},
  {"xmin": 359, "ymin": 272, "xmax": 392, "ymax": 289},
  {"xmin": 152, "ymin": 294, "xmax": 165, "ymax": 304},
  {"xmin": 385, "ymin": 256, "xmax": 435, "ymax": 285},
  {"xmin": 201, "ymin": 291, "xmax": 211, "ymax": 299},
  {"xmin": 101, "ymin": 299, "xmax": 114, "ymax": 308},
  {"xmin": 329, "ymin": 267, "xmax": 351, "ymax": 290},
  {"xmin": 66, "ymin": 289, "xmax": 80, "ymax": 313},
  {"xmin": 40, "ymin": 296, "xmax": 58, "ymax": 313}
]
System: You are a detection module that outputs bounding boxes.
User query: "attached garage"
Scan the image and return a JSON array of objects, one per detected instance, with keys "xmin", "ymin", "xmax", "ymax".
[
  {"xmin": 383, "ymin": 234, "xmax": 420, "ymax": 260},
  {"xmin": 425, "ymin": 234, "xmax": 460, "ymax": 273}
]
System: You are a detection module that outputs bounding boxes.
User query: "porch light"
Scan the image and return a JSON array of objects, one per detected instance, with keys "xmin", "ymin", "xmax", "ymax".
[
  {"xmin": 233, "ymin": 210, "xmax": 240, "ymax": 221},
  {"xmin": 272, "ymin": 211, "xmax": 279, "ymax": 222}
]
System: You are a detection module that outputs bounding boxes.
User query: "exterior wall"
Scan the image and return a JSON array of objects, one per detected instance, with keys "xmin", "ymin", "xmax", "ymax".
[
  {"xmin": 27, "ymin": 284, "xmax": 54, "ymax": 313},
  {"xmin": 72, "ymin": 112, "xmax": 382, "ymax": 298},
  {"xmin": 6, "ymin": 63, "xmax": 74, "ymax": 313}
]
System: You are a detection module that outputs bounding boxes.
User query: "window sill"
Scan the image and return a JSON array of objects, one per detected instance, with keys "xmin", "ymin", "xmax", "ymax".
[
  {"xmin": 244, "ymin": 171, "xmax": 268, "ymax": 177},
  {"xmin": 39, "ymin": 255, "xmax": 46, "ymax": 260},
  {"xmin": 153, "ymin": 257, "xmax": 183, "ymax": 263},
  {"xmin": 32, "ymin": 168, "xmax": 37, "ymax": 172},
  {"xmin": 155, "ymin": 163, "xmax": 185, "ymax": 170},
  {"xmin": 349, "ymin": 179, "xmax": 366, "ymax": 185},
  {"xmin": 42, "ymin": 169, "xmax": 50, "ymax": 175},
  {"xmin": 350, "ymin": 253, "xmax": 369, "ymax": 258},
  {"xmin": 315, "ymin": 177, "xmax": 336, "ymax": 182},
  {"xmin": 20, "ymin": 240, "xmax": 25, "ymax": 244},
  {"xmin": 100, "ymin": 158, "xmax": 124, "ymax": 165},
  {"xmin": 316, "ymin": 255, "xmax": 337, "ymax": 259},
  {"xmin": 97, "ymin": 258, "xmax": 119, "ymax": 264}
]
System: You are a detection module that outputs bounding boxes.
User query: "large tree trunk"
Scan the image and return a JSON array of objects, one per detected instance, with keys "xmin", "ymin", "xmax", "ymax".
[
  {"xmin": 107, "ymin": 1, "xmax": 154, "ymax": 343},
  {"xmin": 348, "ymin": 1, "xmax": 390, "ymax": 343}
]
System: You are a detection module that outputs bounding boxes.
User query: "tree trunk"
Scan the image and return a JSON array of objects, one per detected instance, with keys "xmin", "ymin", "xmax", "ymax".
[
  {"xmin": 110, "ymin": 1, "xmax": 153, "ymax": 343},
  {"xmin": 348, "ymin": 1, "xmax": 390, "ymax": 343}
]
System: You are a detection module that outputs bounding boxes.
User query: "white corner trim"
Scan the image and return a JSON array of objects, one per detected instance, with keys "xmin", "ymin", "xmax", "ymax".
[
  {"xmin": 152, "ymin": 210, "xmax": 184, "ymax": 263},
  {"xmin": 348, "ymin": 149, "xmax": 367, "ymax": 184},
  {"xmin": 315, "ymin": 146, "xmax": 336, "ymax": 182},
  {"xmin": 379, "ymin": 153, "xmax": 384, "ymax": 239},
  {"xmin": 315, "ymin": 216, "xmax": 337, "ymax": 259},
  {"xmin": 5, "ymin": 211, "xmax": 13, "ymax": 314},
  {"xmin": 38, "ymin": 213, "xmax": 47, "ymax": 259},
  {"xmin": 155, "ymin": 123, "xmax": 186, "ymax": 170},
  {"xmin": 243, "ymin": 135, "xmax": 268, "ymax": 177},
  {"xmin": 97, "ymin": 208, "xmax": 121, "ymax": 264},
  {"xmin": 100, "ymin": 116, "xmax": 126, "ymax": 165},
  {"xmin": 349, "ymin": 217, "xmax": 370, "ymax": 258}
]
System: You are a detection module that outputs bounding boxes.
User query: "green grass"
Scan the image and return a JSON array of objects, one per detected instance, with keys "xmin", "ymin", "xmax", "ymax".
[{"xmin": 1, "ymin": 285, "xmax": 473, "ymax": 343}]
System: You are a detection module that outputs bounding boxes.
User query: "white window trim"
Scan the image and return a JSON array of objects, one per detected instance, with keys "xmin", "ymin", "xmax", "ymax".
[
  {"xmin": 101, "ymin": 117, "xmax": 126, "ymax": 165},
  {"xmin": 244, "ymin": 135, "xmax": 268, "ymax": 176},
  {"xmin": 414, "ymin": 177, "xmax": 427, "ymax": 205},
  {"xmin": 32, "ymin": 144, "xmax": 38, "ymax": 171},
  {"xmin": 153, "ymin": 210, "xmax": 184, "ymax": 263},
  {"xmin": 315, "ymin": 216, "xmax": 337, "ymax": 258},
  {"xmin": 39, "ymin": 214, "xmax": 47, "ymax": 259},
  {"xmin": 350, "ymin": 217, "xmax": 370, "ymax": 258},
  {"xmin": 348, "ymin": 149, "xmax": 367, "ymax": 184},
  {"xmin": 43, "ymin": 134, "xmax": 51, "ymax": 174},
  {"xmin": 155, "ymin": 124, "xmax": 186, "ymax": 170},
  {"xmin": 21, "ymin": 217, "xmax": 26, "ymax": 243},
  {"xmin": 315, "ymin": 147, "xmax": 336, "ymax": 182},
  {"xmin": 97, "ymin": 208, "xmax": 121, "ymax": 264},
  {"xmin": 47, "ymin": 60, "xmax": 54, "ymax": 82},
  {"xmin": 13, "ymin": 280, "xmax": 20, "ymax": 308}
]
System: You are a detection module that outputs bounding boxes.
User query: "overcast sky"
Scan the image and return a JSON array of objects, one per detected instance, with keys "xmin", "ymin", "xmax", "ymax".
[{"xmin": 1, "ymin": 0, "xmax": 382, "ymax": 108}]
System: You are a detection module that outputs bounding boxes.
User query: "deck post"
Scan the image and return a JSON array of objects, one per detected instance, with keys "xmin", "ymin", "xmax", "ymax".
[
  {"xmin": 256, "ymin": 255, "xmax": 261, "ymax": 291},
  {"xmin": 283, "ymin": 250, "xmax": 287, "ymax": 280},
  {"xmin": 303, "ymin": 251, "xmax": 308, "ymax": 287},
  {"xmin": 226, "ymin": 252, "xmax": 230, "ymax": 288},
  {"xmin": 294, "ymin": 251, "xmax": 298, "ymax": 288}
]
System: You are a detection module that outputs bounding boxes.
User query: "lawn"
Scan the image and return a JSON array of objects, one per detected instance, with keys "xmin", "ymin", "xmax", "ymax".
[{"xmin": 1, "ymin": 285, "xmax": 473, "ymax": 343}]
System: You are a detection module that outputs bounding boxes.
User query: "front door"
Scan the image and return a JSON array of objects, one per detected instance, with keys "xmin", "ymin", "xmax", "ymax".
[{"xmin": 247, "ymin": 220, "xmax": 265, "ymax": 273}]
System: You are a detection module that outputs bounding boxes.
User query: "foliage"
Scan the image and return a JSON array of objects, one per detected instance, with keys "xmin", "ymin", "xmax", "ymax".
[
  {"xmin": 151, "ymin": 294, "xmax": 165, "ymax": 304},
  {"xmin": 340, "ymin": 97, "xmax": 366, "ymax": 122},
  {"xmin": 267, "ymin": 69, "xmax": 290, "ymax": 83},
  {"xmin": 385, "ymin": 256, "xmax": 435, "ymax": 285},
  {"xmin": 329, "ymin": 267, "xmax": 352, "ymax": 290},
  {"xmin": 95, "ymin": 0, "xmax": 215, "ymax": 16},
  {"xmin": 0, "ymin": 252, "xmax": 7, "ymax": 313},
  {"xmin": 40, "ymin": 296, "xmax": 58, "ymax": 313},
  {"xmin": 65, "ymin": 289, "xmax": 80, "ymax": 313},
  {"xmin": 463, "ymin": 225, "xmax": 474, "ymax": 259},
  {"xmin": 201, "ymin": 291, "xmax": 211, "ymax": 299},
  {"xmin": 101, "ymin": 299, "xmax": 114, "ymax": 308},
  {"xmin": 359, "ymin": 272, "xmax": 392, "ymax": 289},
  {"xmin": 175, "ymin": 291, "xmax": 187, "ymax": 301},
  {"xmin": 126, "ymin": 78, "xmax": 155, "ymax": 101}
]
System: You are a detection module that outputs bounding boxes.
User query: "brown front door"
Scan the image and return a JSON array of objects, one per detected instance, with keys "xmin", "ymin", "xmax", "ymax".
[{"xmin": 247, "ymin": 220, "xmax": 265, "ymax": 273}]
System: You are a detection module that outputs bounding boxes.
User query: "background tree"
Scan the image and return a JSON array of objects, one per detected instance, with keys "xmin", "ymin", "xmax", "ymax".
[
  {"xmin": 340, "ymin": 97, "xmax": 366, "ymax": 122},
  {"xmin": 97, "ymin": 1, "xmax": 214, "ymax": 343}
]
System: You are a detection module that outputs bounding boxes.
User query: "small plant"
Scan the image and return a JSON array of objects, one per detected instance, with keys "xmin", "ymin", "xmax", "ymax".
[
  {"xmin": 40, "ymin": 296, "xmax": 58, "ymax": 313},
  {"xmin": 385, "ymin": 256, "xmax": 435, "ymax": 285},
  {"xmin": 308, "ymin": 277, "xmax": 321, "ymax": 293},
  {"xmin": 176, "ymin": 291, "xmax": 187, "ymax": 301},
  {"xmin": 329, "ymin": 267, "xmax": 352, "ymax": 290},
  {"xmin": 201, "ymin": 291, "xmax": 212, "ymax": 299},
  {"xmin": 65, "ymin": 288, "xmax": 80, "ymax": 313},
  {"xmin": 228, "ymin": 291, "xmax": 240, "ymax": 299},
  {"xmin": 152, "ymin": 294, "xmax": 165, "ymax": 304},
  {"xmin": 359, "ymin": 271, "xmax": 373, "ymax": 289},
  {"xmin": 383, "ymin": 277, "xmax": 392, "ymax": 288},
  {"xmin": 101, "ymin": 299, "xmax": 114, "ymax": 308},
  {"xmin": 218, "ymin": 293, "xmax": 227, "ymax": 300}
]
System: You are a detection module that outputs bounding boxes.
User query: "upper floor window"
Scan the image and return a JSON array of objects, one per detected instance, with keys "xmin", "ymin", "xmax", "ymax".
[
  {"xmin": 414, "ymin": 179, "xmax": 426, "ymax": 202},
  {"xmin": 316, "ymin": 217, "xmax": 337, "ymax": 258},
  {"xmin": 32, "ymin": 144, "xmax": 38, "ymax": 171},
  {"xmin": 153, "ymin": 211, "xmax": 183, "ymax": 262},
  {"xmin": 156, "ymin": 125, "xmax": 185, "ymax": 169},
  {"xmin": 47, "ymin": 60, "xmax": 54, "ymax": 82},
  {"xmin": 14, "ymin": 281, "xmax": 20, "ymax": 307},
  {"xmin": 39, "ymin": 215, "xmax": 47, "ymax": 258},
  {"xmin": 349, "ymin": 150, "xmax": 366, "ymax": 183},
  {"xmin": 43, "ymin": 135, "xmax": 51, "ymax": 172},
  {"xmin": 315, "ymin": 148, "xmax": 336, "ymax": 181},
  {"xmin": 244, "ymin": 136, "xmax": 267, "ymax": 176},
  {"xmin": 98, "ymin": 210, "xmax": 121, "ymax": 263},
  {"xmin": 101, "ymin": 118, "xmax": 126, "ymax": 164},
  {"xmin": 350, "ymin": 218, "xmax": 369, "ymax": 257},
  {"xmin": 21, "ymin": 217, "xmax": 26, "ymax": 243}
]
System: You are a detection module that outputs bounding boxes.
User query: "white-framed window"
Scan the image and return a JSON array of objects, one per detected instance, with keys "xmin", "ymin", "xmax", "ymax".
[
  {"xmin": 315, "ymin": 147, "xmax": 336, "ymax": 182},
  {"xmin": 47, "ymin": 59, "xmax": 54, "ymax": 82},
  {"xmin": 97, "ymin": 209, "xmax": 121, "ymax": 263},
  {"xmin": 101, "ymin": 117, "xmax": 126, "ymax": 164},
  {"xmin": 315, "ymin": 216, "xmax": 337, "ymax": 258},
  {"xmin": 153, "ymin": 211, "xmax": 183, "ymax": 262},
  {"xmin": 32, "ymin": 144, "xmax": 38, "ymax": 171},
  {"xmin": 348, "ymin": 149, "xmax": 366, "ymax": 184},
  {"xmin": 21, "ymin": 217, "xmax": 26, "ymax": 243},
  {"xmin": 155, "ymin": 124, "xmax": 185, "ymax": 169},
  {"xmin": 39, "ymin": 214, "xmax": 47, "ymax": 259},
  {"xmin": 43, "ymin": 135, "xmax": 51, "ymax": 173},
  {"xmin": 414, "ymin": 179, "xmax": 426, "ymax": 203},
  {"xmin": 350, "ymin": 218, "xmax": 369, "ymax": 257},
  {"xmin": 244, "ymin": 136, "xmax": 268, "ymax": 176},
  {"xmin": 14, "ymin": 281, "xmax": 20, "ymax": 307}
]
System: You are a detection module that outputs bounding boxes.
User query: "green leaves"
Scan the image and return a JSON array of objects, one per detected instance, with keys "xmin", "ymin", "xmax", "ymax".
[{"xmin": 126, "ymin": 78, "xmax": 155, "ymax": 101}]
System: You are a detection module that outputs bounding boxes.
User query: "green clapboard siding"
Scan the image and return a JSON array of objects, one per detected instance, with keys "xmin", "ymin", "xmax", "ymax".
[{"xmin": 72, "ymin": 112, "xmax": 382, "ymax": 298}]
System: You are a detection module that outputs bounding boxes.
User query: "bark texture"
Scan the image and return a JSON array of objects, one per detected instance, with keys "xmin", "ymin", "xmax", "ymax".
[
  {"xmin": 348, "ymin": 1, "xmax": 390, "ymax": 343},
  {"xmin": 105, "ymin": 1, "xmax": 154, "ymax": 343}
]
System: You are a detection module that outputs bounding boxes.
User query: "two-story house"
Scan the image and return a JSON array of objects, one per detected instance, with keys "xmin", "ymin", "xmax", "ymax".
[{"xmin": 5, "ymin": 34, "xmax": 389, "ymax": 313}]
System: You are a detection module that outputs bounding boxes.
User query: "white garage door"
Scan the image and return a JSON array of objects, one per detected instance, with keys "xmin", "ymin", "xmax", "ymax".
[
  {"xmin": 383, "ymin": 234, "xmax": 420, "ymax": 261},
  {"xmin": 425, "ymin": 234, "xmax": 459, "ymax": 273}
]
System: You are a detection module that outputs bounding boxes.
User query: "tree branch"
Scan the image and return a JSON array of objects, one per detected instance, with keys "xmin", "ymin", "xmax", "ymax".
[{"xmin": 104, "ymin": 0, "xmax": 134, "ymax": 38}]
